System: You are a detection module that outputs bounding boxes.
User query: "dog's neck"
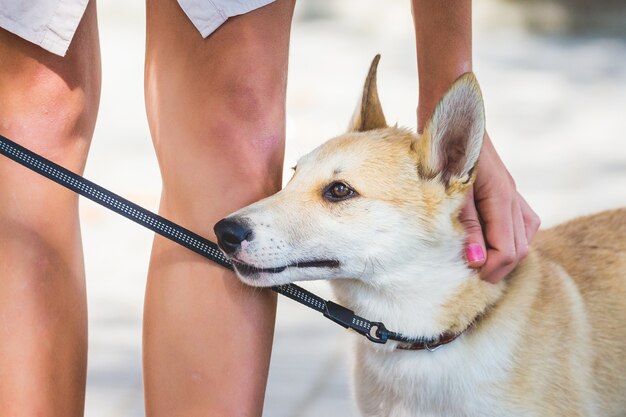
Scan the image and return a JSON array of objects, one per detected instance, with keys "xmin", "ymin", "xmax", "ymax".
[{"xmin": 330, "ymin": 239, "xmax": 505, "ymax": 344}]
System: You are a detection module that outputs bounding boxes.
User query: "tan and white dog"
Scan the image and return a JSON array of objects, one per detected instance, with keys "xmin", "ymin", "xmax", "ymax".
[{"xmin": 214, "ymin": 56, "xmax": 626, "ymax": 417}]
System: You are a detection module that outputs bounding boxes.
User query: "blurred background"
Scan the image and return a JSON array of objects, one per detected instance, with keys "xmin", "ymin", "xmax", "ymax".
[{"xmin": 83, "ymin": 0, "xmax": 626, "ymax": 415}]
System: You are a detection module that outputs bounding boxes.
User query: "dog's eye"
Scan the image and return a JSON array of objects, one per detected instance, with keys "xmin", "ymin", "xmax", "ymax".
[{"xmin": 323, "ymin": 182, "xmax": 357, "ymax": 202}]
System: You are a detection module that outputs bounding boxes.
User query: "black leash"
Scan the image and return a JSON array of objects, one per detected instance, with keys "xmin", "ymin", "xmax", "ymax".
[
  {"xmin": 0, "ymin": 133, "xmax": 434, "ymax": 346},
  {"xmin": 0, "ymin": 134, "xmax": 392, "ymax": 344}
]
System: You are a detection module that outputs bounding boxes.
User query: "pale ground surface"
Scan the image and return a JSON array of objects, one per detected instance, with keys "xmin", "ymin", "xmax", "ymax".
[{"xmin": 78, "ymin": 1, "xmax": 626, "ymax": 416}]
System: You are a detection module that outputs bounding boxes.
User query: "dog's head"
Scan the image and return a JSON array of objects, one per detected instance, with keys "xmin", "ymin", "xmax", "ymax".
[{"xmin": 214, "ymin": 55, "xmax": 484, "ymax": 290}]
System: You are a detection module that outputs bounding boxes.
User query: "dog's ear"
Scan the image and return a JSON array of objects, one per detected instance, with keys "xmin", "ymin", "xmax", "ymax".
[
  {"xmin": 416, "ymin": 73, "xmax": 485, "ymax": 187},
  {"xmin": 347, "ymin": 54, "xmax": 387, "ymax": 132}
]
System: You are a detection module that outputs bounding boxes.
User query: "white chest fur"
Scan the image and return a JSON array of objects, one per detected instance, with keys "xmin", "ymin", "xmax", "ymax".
[{"xmin": 352, "ymin": 327, "xmax": 519, "ymax": 417}]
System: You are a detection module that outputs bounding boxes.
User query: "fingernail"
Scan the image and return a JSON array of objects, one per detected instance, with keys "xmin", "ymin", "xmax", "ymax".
[{"xmin": 466, "ymin": 244, "xmax": 485, "ymax": 263}]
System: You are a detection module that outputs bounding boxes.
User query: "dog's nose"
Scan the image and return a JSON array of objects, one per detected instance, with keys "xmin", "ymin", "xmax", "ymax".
[{"xmin": 214, "ymin": 219, "xmax": 253, "ymax": 255}]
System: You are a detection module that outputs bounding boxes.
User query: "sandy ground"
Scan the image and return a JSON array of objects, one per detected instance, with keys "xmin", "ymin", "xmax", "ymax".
[{"xmin": 69, "ymin": 1, "xmax": 626, "ymax": 416}]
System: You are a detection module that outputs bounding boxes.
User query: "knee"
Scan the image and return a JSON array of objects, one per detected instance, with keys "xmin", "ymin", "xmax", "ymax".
[
  {"xmin": 198, "ymin": 78, "xmax": 286, "ymax": 177},
  {"xmin": 226, "ymin": 84, "xmax": 264, "ymax": 122},
  {"xmin": 219, "ymin": 76, "xmax": 284, "ymax": 124},
  {"xmin": 209, "ymin": 39, "xmax": 287, "ymax": 126},
  {"xmin": 0, "ymin": 60, "xmax": 100, "ymax": 162},
  {"xmin": 211, "ymin": 65, "xmax": 287, "ymax": 156}
]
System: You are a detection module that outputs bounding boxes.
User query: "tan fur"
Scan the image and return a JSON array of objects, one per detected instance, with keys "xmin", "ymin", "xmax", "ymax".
[
  {"xmin": 218, "ymin": 57, "xmax": 626, "ymax": 416},
  {"xmin": 348, "ymin": 54, "xmax": 387, "ymax": 132},
  {"xmin": 436, "ymin": 275, "xmax": 504, "ymax": 334},
  {"xmin": 433, "ymin": 210, "xmax": 626, "ymax": 416},
  {"xmin": 534, "ymin": 210, "xmax": 626, "ymax": 412}
]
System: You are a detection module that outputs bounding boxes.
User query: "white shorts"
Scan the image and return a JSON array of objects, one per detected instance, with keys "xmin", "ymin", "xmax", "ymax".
[{"xmin": 0, "ymin": 0, "xmax": 276, "ymax": 57}]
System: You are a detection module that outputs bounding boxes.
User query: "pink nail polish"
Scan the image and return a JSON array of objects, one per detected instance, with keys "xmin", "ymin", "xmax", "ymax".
[{"xmin": 466, "ymin": 244, "xmax": 485, "ymax": 263}]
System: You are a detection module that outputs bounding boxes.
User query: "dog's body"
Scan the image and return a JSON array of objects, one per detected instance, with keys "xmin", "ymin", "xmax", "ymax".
[
  {"xmin": 214, "ymin": 57, "xmax": 626, "ymax": 416},
  {"xmin": 345, "ymin": 209, "xmax": 626, "ymax": 417}
]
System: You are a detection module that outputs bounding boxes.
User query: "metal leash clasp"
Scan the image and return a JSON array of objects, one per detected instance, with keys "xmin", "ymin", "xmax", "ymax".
[
  {"xmin": 323, "ymin": 301, "xmax": 389, "ymax": 344},
  {"xmin": 365, "ymin": 322, "xmax": 389, "ymax": 344}
]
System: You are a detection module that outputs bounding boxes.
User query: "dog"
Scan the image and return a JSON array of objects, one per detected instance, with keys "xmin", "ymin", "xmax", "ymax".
[{"xmin": 214, "ymin": 56, "xmax": 626, "ymax": 416}]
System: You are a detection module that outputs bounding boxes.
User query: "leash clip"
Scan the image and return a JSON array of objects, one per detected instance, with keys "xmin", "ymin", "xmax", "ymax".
[
  {"xmin": 365, "ymin": 322, "xmax": 389, "ymax": 344},
  {"xmin": 323, "ymin": 301, "xmax": 389, "ymax": 344}
]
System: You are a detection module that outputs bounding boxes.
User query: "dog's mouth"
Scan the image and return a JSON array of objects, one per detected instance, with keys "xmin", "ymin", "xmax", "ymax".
[{"xmin": 231, "ymin": 259, "xmax": 340, "ymax": 277}]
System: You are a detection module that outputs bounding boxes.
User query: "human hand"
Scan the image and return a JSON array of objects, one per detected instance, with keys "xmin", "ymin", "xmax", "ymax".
[{"xmin": 460, "ymin": 133, "xmax": 541, "ymax": 283}]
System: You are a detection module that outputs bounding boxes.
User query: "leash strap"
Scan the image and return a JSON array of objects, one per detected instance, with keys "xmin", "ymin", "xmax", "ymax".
[{"xmin": 0, "ymin": 134, "xmax": 392, "ymax": 344}]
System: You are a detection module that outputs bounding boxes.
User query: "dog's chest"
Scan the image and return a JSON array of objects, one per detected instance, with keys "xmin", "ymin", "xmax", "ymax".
[{"xmin": 354, "ymin": 341, "xmax": 512, "ymax": 417}]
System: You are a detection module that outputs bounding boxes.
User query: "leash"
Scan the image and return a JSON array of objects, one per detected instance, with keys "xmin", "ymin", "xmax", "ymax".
[{"xmin": 0, "ymin": 133, "xmax": 459, "ymax": 349}]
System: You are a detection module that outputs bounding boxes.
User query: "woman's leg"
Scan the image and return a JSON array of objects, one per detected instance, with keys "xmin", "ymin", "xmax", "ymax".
[
  {"xmin": 0, "ymin": 2, "xmax": 101, "ymax": 415},
  {"xmin": 143, "ymin": 0, "xmax": 294, "ymax": 415}
]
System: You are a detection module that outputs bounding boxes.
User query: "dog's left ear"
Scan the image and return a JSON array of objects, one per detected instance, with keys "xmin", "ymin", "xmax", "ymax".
[
  {"xmin": 348, "ymin": 54, "xmax": 388, "ymax": 132},
  {"xmin": 416, "ymin": 73, "xmax": 485, "ymax": 187}
]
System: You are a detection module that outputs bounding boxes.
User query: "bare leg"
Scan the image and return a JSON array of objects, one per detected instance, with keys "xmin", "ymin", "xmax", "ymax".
[
  {"xmin": 143, "ymin": 0, "xmax": 294, "ymax": 415},
  {"xmin": 0, "ymin": 2, "xmax": 100, "ymax": 415}
]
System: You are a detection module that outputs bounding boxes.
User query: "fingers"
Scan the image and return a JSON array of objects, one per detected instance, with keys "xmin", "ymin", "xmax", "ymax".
[
  {"xmin": 459, "ymin": 188, "xmax": 486, "ymax": 268},
  {"xmin": 460, "ymin": 186, "xmax": 532, "ymax": 284},
  {"xmin": 475, "ymin": 191, "xmax": 517, "ymax": 283},
  {"xmin": 512, "ymin": 199, "xmax": 529, "ymax": 260},
  {"xmin": 475, "ymin": 191, "xmax": 533, "ymax": 284},
  {"xmin": 519, "ymin": 194, "xmax": 541, "ymax": 243},
  {"xmin": 458, "ymin": 132, "xmax": 541, "ymax": 284}
]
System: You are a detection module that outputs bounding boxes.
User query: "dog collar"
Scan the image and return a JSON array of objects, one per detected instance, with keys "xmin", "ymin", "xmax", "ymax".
[
  {"xmin": 395, "ymin": 331, "xmax": 461, "ymax": 351},
  {"xmin": 393, "ymin": 311, "xmax": 485, "ymax": 351}
]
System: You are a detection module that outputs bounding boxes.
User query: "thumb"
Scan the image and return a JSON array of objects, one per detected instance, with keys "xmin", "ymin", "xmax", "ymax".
[{"xmin": 459, "ymin": 188, "xmax": 487, "ymax": 268}]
